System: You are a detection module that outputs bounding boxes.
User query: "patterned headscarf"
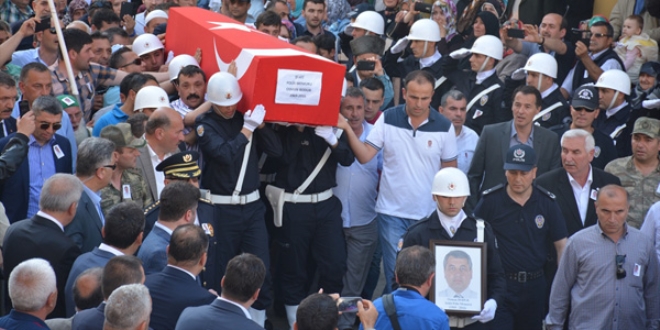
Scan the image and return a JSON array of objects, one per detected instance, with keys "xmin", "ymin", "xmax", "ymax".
[
  {"xmin": 64, "ymin": 0, "xmax": 88, "ymax": 25},
  {"xmin": 433, "ymin": 0, "xmax": 457, "ymax": 41}
]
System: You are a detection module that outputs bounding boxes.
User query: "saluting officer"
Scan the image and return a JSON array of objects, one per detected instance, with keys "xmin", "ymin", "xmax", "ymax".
[
  {"xmin": 403, "ymin": 167, "xmax": 506, "ymax": 329},
  {"xmin": 195, "ymin": 72, "xmax": 282, "ymax": 326},
  {"xmin": 142, "ymin": 151, "xmax": 219, "ymax": 292},
  {"xmin": 473, "ymin": 144, "xmax": 567, "ymax": 330}
]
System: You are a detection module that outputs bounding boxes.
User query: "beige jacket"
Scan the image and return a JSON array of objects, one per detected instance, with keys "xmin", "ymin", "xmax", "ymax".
[{"xmin": 610, "ymin": 1, "xmax": 660, "ymax": 42}]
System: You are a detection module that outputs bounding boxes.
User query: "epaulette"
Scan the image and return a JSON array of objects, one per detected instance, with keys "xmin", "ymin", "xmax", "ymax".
[
  {"xmin": 143, "ymin": 200, "xmax": 161, "ymax": 215},
  {"xmin": 481, "ymin": 183, "xmax": 504, "ymax": 196},
  {"xmin": 199, "ymin": 198, "xmax": 212, "ymax": 205},
  {"xmin": 535, "ymin": 185, "xmax": 556, "ymax": 199}
]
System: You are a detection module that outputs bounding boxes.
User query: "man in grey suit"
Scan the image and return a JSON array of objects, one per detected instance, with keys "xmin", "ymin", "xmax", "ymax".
[
  {"xmin": 175, "ymin": 253, "xmax": 266, "ymax": 330},
  {"xmin": 467, "ymin": 85, "xmax": 561, "ymax": 210},
  {"xmin": 66, "ymin": 138, "xmax": 118, "ymax": 253},
  {"xmin": 135, "ymin": 107, "xmax": 185, "ymax": 202}
]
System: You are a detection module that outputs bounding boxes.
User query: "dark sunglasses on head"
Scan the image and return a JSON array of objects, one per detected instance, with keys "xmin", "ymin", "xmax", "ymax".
[
  {"xmin": 39, "ymin": 122, "xmax": 62, "ymax": 130},
  {"xmin": 102, "ymin": 164, "xmax": 117, "ymax": 170},
  {"xmin": 616, "ymin": 254, "xmax": 626, "ymax": 279},
  {"xmin": 120, "ymin": 58, "xmax": 142, "ymax": 68},
  {"xmin": 573, "ymin": 107, "xmax": 596, "ymax": 113}
]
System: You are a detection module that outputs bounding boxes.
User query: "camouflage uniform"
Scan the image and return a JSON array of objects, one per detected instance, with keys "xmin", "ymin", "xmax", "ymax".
[
  {"xmin": 605, "ymin": 157, "xmax": 660, "ymax": 228},
  {"xmin": 100, "ymin": 169, "xmax": 153, "ymax": 216}
]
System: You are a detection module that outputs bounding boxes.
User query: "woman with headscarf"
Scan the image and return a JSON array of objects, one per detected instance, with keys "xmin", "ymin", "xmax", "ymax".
[{"xmin": 64, "ymin": 0, "xmax": 88, "ymax": 26}]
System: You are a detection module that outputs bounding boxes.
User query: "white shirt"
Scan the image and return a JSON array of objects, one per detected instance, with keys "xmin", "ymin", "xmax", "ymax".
[
  {"xmin": 475, "ymin": 68, "xmax": 496, "ymax": 85},
  {"xmin": 167, "ymin": 265, "xmax": 196, "ymax": 280},
  {"xmin": 146, "ymin": 143, "xmax": 171, "ymax": 199},
  {"xmin": 456, "ymin": 126, "xmax": 479, "ymax": 174},
  {"xmin": 134, "ymin": 12, "xmax": 146, "ymax": 36},
  {"xmin": 154, "ymin": 221, "xmax": 173, "ymax": 235},
  {"xmin": 36, "ymin": 211, "xmax": 63, "ymax": 231},
  {"xmin": 567, "ymin": 167, "xmax": 593, "ymax": 225},
  {"xmin": 218, "ymin": 297, "xmax": 252, "ymax": 319},
  {"xmin": 98, "ymin": 243, "xmax": 124, "ymax": 256},
  {"xmin": 419, "ymin": 51, "xmax": 442, "ymax": 69},
  {"xmin": 605, "ymin": 101, "xmax": 629, "ymax": 118},
  {"xmin": 437, "ymin": 209, "xmax": 467, "ymax": 238}
]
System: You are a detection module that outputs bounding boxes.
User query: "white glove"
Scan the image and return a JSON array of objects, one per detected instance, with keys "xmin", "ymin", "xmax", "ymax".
[
  {"xmin": 511, "ymin": 68, "xmax": 526, "ymax": 80},
  {"xmin": 390, "ymin": 37, "xmax": 409, "ymax": 54},
  {"xmin": 243, "ymin": 104, "xmax": 266, "ymax": 132},
  {"xmin": 315, "ymin": 126, "xmax": 337, "ymax": 146},
  {"xmin": 209, "ymin": 0, "xmax": 221, "ymax": 12},
  {"xmin": 471, "ymin": 299, "xmax": 497, "ymax": 323},
  {"xmin": 450, "ymin": 48, "xmax": 471, "ymax": 59},
  {"xmin": 642, "ymin": 99, "xmax": 660, "ymax": 110}
]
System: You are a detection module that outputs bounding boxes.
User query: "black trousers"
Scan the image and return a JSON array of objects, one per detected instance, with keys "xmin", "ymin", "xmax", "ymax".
[{"xmin": 490, "ymin": 276, "xmax": 546, "ymax": 330}]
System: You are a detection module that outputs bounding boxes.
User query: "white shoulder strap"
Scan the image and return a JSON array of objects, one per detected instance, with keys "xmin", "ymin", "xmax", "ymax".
[
  {"xmin": 533, "ymin": 102, "xmax": 564, "ymax": 122},
  {"xmin": 476, "ymin": 219, "xmax": 485, "ymax": 243},
  {"xmin": 232, "ymin": 135, "xmax": 253, "ymax": 202},
  {"xmin": 610, "ymin": 124, "xmax": 627, "ymax": 140},
  {"xmin": 466, "ymin": 84, "xmax": 501, "ymax": 110},
  {"xmin": 295, "ymin": 129, "xmax": 344, "ymax": 195},
  {"xmin": 435, "ymin": 76, "xmax": 447, "ymax": 90}
]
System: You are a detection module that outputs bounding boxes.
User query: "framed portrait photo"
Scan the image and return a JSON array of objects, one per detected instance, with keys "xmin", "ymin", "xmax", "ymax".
[{"xmin": 429, "ymin": 240, "xmax": 487, "ymax": 316}]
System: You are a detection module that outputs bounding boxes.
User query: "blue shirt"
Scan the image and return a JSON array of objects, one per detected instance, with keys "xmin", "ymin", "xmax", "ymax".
[
  {"xmin": 333, "ymin": 121, "xmax": 382, "ymax": 228},
  {"xmin": 12, "ymin": 100, "xmax": 77, "ymax": 172},
  {"xmin": 83, "ymin": 184, "xmax": 105, "ymax": 226},
  {"xmin": 27, "ymin": 134, "xmax": 57, "ymax": 219},
  {"xmin": 102, "ymin": 86, "xmax": 120, "ymax": 108},
  {"xmin": 92, "ymin": 104, "xmax": 127, "ymax": 137},
  {"xmin": 509, "ymin": 120, "xmax": 534, "ymax": 147},
  {"xmin": 10, "ymin": 47, "xmax": 48, "ymax": 67},
  {"xmin": 362, "ymin": 288, "xmax": 450, "ymax": 330},
  {"xmin": 0, "ymin": 310, "xmax": 49, "ymax": 329}
]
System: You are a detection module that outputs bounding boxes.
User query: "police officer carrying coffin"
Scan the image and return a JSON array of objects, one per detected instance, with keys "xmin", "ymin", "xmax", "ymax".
[
  {"xmin": 142, "ymin": 150, "xmax": 219, "ymax": 292},
  {"xmin": 403, "ymin": 167, "xmax": 506, "ymax": 329},
  {"xmin": 194, "ymin": 71, "xmax": 283, "ymax": 326},
  {"xmin": 265, "ymin": 118, "xmax": 355, "ymax": 329},
  {"xmin": 473, "ymin": 144, "xmax": 568, "ymax": 330}
]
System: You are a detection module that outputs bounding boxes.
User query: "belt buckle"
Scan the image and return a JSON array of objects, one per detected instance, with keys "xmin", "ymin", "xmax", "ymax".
[
  {"xmin": 518, "ymin": 271, "xmax": 527, "ymax": 283},
  {"xmin": 239, "ymin": 195, "xmax": 247, "ymax": 204},
  {"xmin": 310, "ymin": 193, "xmax": 319, "ymax": 203}
]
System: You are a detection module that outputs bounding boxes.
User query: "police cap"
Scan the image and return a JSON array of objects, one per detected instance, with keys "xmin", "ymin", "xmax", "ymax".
[{"xmin": 155, "ymin": 151, "xmax": 201, "ymax": 179}]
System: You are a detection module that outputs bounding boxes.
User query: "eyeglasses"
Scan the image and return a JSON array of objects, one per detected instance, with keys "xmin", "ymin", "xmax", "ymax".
[
  {"xmin": 616, "ymin": 254, "xmax": 626, "ymax": 279},
  {"xmin": 120, "ymin": 58, "xmax": 142, "ymax": 68},
  {"xmin": 591, "ymin": 33, "xmax": 612, "ymax": 38},
  {"xmin": 48, "ymin": 27, "xmax": 56, "ymax": 34},
  {"xmin": 573, "ymin": 107, "xmax": 596, "ymax": 113},
  {"xmin": 39, "ymin": 122, "xmax": 62, "ymax": 130},
  {"xmin": 102, "ymin": 164, "xmax": 117, "ymax": 170}
]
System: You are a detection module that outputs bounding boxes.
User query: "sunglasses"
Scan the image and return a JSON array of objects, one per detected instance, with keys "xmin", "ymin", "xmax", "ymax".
[
  {"xmin": 591, "ymin": 33, "xmax": 612, "ymax": 38},
  {"xmin": 102, "ymin": 164, "xmax": 117, "ymax": 170},
  {"xmin": 39, "ymin": 122, "xmax": 62, "ymax": 130},
  {"xmin": 120, "ymin": 58, "xmax": 142, "ymax": 68},
  {"xmin": 616, "ymin": 254, "xmax": 626, "ymax": 279},
  {"xmin": 573, "ymin": 107, "xmax": 596, "ymax": 112}
]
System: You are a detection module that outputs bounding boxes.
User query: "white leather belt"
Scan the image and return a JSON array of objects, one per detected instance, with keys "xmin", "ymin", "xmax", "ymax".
[
  {"xmin": 283, "ymin": 188, "xmax": 333, "ymax": 203},
  {"xmin": 259, "ymin": 173, "xmax": 276, "ymax": 183},
  {"xmin": 448, "ymin": 316, "xmax": 477, "ymax": 328},
  {"xmin": 210, "ymin": 190, "xmax": 260, "ymax": 205}
]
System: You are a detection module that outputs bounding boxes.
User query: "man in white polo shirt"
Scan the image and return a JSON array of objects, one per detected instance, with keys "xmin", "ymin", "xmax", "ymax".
[{"xmin": 339, "ymin": 69, "xmax": 457, "ymax": 294}]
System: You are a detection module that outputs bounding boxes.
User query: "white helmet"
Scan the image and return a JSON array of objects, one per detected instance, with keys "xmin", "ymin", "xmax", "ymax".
[
  {"xmin": 470, "ymin": 35, "xmax": 503, "ymax": 61},
  {"xmin": 207, "ymin": 72, "xmax": 243, "ymax": 106},
  {"xmin": 523, "ymin": 52, "xmax": 557, "ymax": 79},
  {"xmin": 595, "ymin": 69, "xmax": 631, "ymax": 95},
  {"xmin": 431, "ymin": 167, "xmax": 470, "ymax": 197},
  {"xmin": 134, "ymin": 86, "xmax": 169, "ymax": 112},
  {"xmin": 168, "ymin": 54, "xmax": 200, "ymax": 81},
  {"xmin": 407, "ymin": 19, "xmax": 441, "ymax": 42},
  {"xmin": 132, "ymin": 33, "xmax": 164, "ymax": 57},
  {"xmin": 348, "ymin": 11, "xmax": 384, "ymax": 35}
]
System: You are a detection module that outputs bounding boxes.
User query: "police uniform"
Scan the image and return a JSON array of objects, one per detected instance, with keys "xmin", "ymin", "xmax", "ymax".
[
  {"xmin": 272, "ymin": 126, "xmax": 354, "ymax": 307},
  {"xmin": 141, "ymin": 151, "xmax": 220, "ymax": 291},
  {"xmin": 593, "ymin": 102, "xmax": 632, "ymax": 156},
  {"xmin": 473, "ymin": 183, "xmax": 567, "ymax": 330},
  {"xmin": 534, "ymin": 87, "xmax": 570, "ymax": 135},
  {"xmin": 403, "ymin": 212, "xmax": 507, "ymax": 330},
  {"xmin": 195, "ymin": 109, "xmax": 282, "ymax": 311}
]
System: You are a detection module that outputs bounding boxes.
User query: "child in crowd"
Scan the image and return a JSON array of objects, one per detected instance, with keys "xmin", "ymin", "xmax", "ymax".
[{"xmin": 615, "ymin": 15, "xmax": 659, "ymax": 84}]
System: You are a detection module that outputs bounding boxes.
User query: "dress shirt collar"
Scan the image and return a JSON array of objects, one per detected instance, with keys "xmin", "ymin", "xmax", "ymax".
[
  {"xmin": 218, "ymin": 297, "xmax": 252, "ymax": 319},
  {"xmin": 596, "ymin": 220, "xmax": 630, "ymax": 241},
  {"xmin": 566, "ymin": 166, "xmax": 593, "ymax": 188},
  {"xmin": 541, "ymin": 83, "xmax": 559, "ymax": 99},
  {"xmin": 419, "ymin": 50, "xmax": 442, "ymax": 69},
  {"xmin": 154, "ymin": 221, "xmax": 173, "ymax": 235},
  {"xmin": 605, "ymin": 101, "xmax": 628, "ymax": 118},
  {"xmin": 436, "ymin": 209, "xmax": 467, "ymax": 237},
  {"xmin": 98, "ymin": 243, "xmax": 124, "ymax": 256},
  {"xmin": 475, "ymin": 68, "xmax": 496, "ymax": 85},
  {"xmin": 590, "ymin": 48, "xmax": 608, "ymax": 60},
  {"xmin": 28, "ymin": 133, "xmax": 55, "ymax": 146},
  {"xmin": 166, "ymin": 265, "xmax": 196, "ymax": 280},
  {"xmin": 510, "ymin": 120, "xmax": 534, "ymax": 145},
  {"xmin": 36, "ymin": 210, "xmax": 64, "ymax": 231}
]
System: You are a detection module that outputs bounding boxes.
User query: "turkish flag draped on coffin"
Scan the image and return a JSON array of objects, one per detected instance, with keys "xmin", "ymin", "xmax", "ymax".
[{"xmin": 166, "ymin": 7, "xmax": 345, "ymax": 126}]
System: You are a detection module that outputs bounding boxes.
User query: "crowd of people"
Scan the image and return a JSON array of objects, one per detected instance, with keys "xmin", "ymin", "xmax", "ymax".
[{"xmin": 0, "ymin": 0, "xmax": 657, "ymax": 329}]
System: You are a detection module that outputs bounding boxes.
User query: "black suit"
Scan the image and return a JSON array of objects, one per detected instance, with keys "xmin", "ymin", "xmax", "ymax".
[
  {"xmin": 65, "ymin": 189, "xmax": 104, "ymax": 253},
  {"xmin": 0, "ymin": 117, "xmax": 16, "ymax": 138},
  {"xmin": 145, "ymin": 266, "xmax": 216, "ymax": 330},
  {"xmin": 535, "ymin": 167, "xmax": 621, "ymax": 236},
  {"xmin": 3, "ymin": 215, "xmax": 81, "ymax": 318}
]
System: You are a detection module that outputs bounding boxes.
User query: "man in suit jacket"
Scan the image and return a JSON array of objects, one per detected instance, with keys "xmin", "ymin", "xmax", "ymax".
[
  {"xmin": 175, "ymin": 253, "xmax": 266, "ymax": 330},
  {"xmin": 145, "ymin": 225, "xmax": 216, "ymax": 330},
  {"xmin": 65, "ymin": 202, "xmax": 145, "ymax": 317},
  {"xmin": 72, "ymin": 255, "xmax": 145, "ymax": 330},
  {"xmin": 138, "ymin": 182, "xmax": 198, "ymax": 275},
  {"xmin": 65, "ymin": 138, "xmax": 118, "ymax": 253},
  {"xmin": 2, "ymin": 174, "xmax": 83, "ymax": 318},
  {"xmin": 47, "ymin": 267, "xmax": 104, "ymax": 330},
  {"xmin": 135, "ymin": 108, "xmax": 184, "ymax": 202},
  {"xmin": 467, "ymin": 85, "xmax": 561, "ymax": 210},
  {"xmin": 536, "ymin": 129, "xmax": 622, "ymax": 236},
  {"xmin": 0, "ymin": 96, "xmax": 73, "ymax": 223}
]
